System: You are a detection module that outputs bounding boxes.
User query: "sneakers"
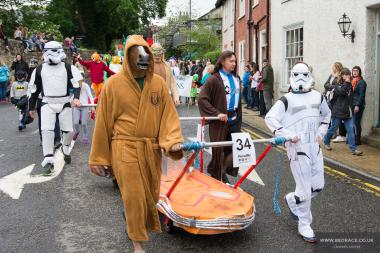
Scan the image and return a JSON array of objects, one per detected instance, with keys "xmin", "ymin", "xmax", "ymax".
[
  {"xmin": 18, "ymin": 123, "xmax": 25, "ymax": 131},
  {"xmin": 299, "ymin": 233, "xmax": 318, "ymax": 243},
  {"xmin": 352, "ymin": 150, "xmax": 363, "ymax": 156},
  {"xmin": 332, "ymin": 135, "xmax": 346, "ymax": 143},
  {"xmin": 324, "ymin": 143, "xmax": 332, "ymax": 150},
  {"xmin": 298, "ymin": 224, "xmax": 317, "ymax": 243},
  {"xmin": 42, "ymin": 163, "xmax": 54, "ymax": 177}
]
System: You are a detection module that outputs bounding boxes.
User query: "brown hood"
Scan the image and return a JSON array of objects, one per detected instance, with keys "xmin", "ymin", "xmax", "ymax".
[{"xmin": 122, "ymin": 35, "xmax": 154, "ymax": 81}]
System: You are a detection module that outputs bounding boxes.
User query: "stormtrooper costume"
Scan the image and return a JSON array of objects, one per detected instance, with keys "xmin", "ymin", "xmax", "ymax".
[
  {"xmin": 29, "ymin": 41, "xmax": 82, "ymax": 175},
  {"xmin": 265, "ymin": 62, "xmax": 331, "ymax": 242}
]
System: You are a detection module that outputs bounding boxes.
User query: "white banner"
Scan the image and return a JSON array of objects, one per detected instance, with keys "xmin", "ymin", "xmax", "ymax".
[{"xmin": 175, "ymin": 75, "xmax": 193, "ymax": 97}]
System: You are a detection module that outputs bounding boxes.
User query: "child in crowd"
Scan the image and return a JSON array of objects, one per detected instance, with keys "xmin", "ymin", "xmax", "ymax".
[
  {"xmin": 72, "ymin": 79, "xmax": 95, "ymax": 144},
  {"xmin": 190, "ymin": 74, "xmax": 198, "ymax": 105},
  {"xmin": 10, "ymin": 71, "xmax": 28, "ymax": 131}
]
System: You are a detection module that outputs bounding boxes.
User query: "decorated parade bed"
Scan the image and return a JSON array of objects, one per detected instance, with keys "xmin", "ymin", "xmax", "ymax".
[{"xmin": 157, "ymin": 117, "xmax": 287, "ymax": 235}]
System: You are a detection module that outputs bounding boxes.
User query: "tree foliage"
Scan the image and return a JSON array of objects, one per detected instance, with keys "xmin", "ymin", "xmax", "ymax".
[
  {"xmin": 155, "ymin": 14, "xmax": 222, "ymax": 62},
  {"xmin": 0, "ymin": 0, "xmax": 168, "ymax": 51},
  {"xmin": 46, "ymin": 0, "xmax": 168, "ymax": 51}
]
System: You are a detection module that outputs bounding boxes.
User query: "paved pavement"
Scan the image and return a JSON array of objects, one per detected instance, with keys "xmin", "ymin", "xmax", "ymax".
[{"xmin": 0, "ymin": 103, "xmax": 379, "ymax": 253}]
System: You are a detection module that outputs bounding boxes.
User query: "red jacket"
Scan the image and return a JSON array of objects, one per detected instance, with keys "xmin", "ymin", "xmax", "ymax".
[{"xmin": 79, "ymin": 59, "xmax": 115, "ymax": 84}]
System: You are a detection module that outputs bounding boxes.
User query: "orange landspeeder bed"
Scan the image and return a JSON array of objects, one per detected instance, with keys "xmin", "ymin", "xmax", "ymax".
[
  {"xmin": 159, "ymin": 168, "xmax": 255, "ymax": 235},
  {"xmin": 157, "ymin": 138, "xmax": 282, "ymax": 235}
]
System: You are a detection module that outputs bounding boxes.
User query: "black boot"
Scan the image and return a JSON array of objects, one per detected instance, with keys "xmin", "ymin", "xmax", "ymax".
[
  {"xmin": 221, "ymin": 174, "xmax": 230, "ymax": 184},
  {"xmin": 61, "ymin": 146, "xmax": 71, "ymax": 164}
]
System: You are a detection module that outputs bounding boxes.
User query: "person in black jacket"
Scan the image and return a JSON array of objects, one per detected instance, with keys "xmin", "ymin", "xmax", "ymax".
[
  {"xmin": 11, "ymin": 54, "xmax": 29, "ymax": 78},
  {"xmin": 331, "ymin": 66, "xmax": 367, "ymax": 145},
  {"xmin": 324, "ymin": 68, "xmax": 362, "ymax": 155}
]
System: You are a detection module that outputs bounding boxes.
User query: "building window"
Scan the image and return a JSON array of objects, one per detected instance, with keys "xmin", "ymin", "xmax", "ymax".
[
  {"xmin": 253, "ymin": 0, "xmax": 259, "ymax": 8},
  {"xmin": 239, "ymin": 41, "xmax": 245, "ymax": 77},
  {"xmin": 285, "ymin": 27, "xmax": 303, "ymax": 86},
  {"xmin": 239, "ymin": 0, "xmax": 245, "ymax": 19},
  {"xmin": 259, "ymin": 30, "xmax": 267, "ymax": 70}
]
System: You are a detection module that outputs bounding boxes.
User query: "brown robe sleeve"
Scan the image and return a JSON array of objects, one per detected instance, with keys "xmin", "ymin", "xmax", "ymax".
[
  {"xmin": 198, "ymin": 76, "xmax": 222, "ymax": 117},
  {"xmin": 158, "ymin": 84, "xmax": 184, "ymax": 160},
  {"xmin": 88, "ymin": 83, "xmax": 115, "ymax": 166}
]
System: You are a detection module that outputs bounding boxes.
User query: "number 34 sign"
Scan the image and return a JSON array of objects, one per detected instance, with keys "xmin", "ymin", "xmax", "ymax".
[{"xmin": 231, "ymin": 133, "xmax": 257, "ymax": 168}]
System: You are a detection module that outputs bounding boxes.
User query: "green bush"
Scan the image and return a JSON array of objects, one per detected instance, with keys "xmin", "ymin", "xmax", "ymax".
[{"xmin": 29, "ymin": 21, "xmax": 64, "ymax": 42}]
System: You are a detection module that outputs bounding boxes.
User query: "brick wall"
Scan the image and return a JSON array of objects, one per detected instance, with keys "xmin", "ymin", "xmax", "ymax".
[{"xmin": 251, "ymin": 0, "xmax": 270, "ymax": 68}]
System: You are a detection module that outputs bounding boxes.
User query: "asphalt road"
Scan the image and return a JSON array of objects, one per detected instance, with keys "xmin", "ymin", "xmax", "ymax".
[{"xmin": 0, "ymin": 103, "xmax": 379, "ymax": 253}]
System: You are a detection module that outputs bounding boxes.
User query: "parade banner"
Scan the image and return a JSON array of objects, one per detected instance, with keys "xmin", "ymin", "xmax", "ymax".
[{"xmin": 175, "ymin": 75, "xmax": 193, "ymax": 97}]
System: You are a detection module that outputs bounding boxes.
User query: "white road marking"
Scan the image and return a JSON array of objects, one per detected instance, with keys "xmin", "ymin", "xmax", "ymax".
[
  {"xmin": 0, "ymin": 154, "xmax": 4, "ymax": 158},
  {"xmin": 0, "ymin": 140, "xmax": 75, "ymax": 200},
  {"xmin": 32, "ymin": 129, "xmax": 39, "ymax": 135},
  {"xmin": 238, "ymin": 166, "xmax": 265, "ymax": 186}
]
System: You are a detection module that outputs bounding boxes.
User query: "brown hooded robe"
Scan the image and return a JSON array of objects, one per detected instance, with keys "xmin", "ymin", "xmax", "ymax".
[
  {"xmin": 198, "ymin": 72, "xmax": 242, "ymax": 180},
  {"xmin": 88, "ymin": 35, "xmax": 184, "ymax": 241}
]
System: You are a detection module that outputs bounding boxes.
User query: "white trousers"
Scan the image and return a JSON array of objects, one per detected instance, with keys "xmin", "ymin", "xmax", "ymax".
[
  {"xmin": 285, "ymin": 143, "xmax": 324, "ymax": 237},
  {"xmin": 41, "ymin": 103, "xmax": 73, "ymax": 160}
]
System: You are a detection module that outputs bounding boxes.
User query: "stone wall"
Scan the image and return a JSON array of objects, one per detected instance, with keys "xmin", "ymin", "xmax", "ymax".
[{"xmin": 0, "ymin": 39, "xmax": 93, "ymax": 78}]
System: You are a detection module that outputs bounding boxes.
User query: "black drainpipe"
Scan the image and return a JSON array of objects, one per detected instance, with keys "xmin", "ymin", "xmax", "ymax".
[
  {"xmin": 266, "ymin": 0, "xmax": 270, "ymax": 61},
  {"xmin": 234, "ymin": 0, "xmax": 237, "ymax": 53},
  {"xmin": 247, "ymin": 0, "xmax": 253, "ymax": 63}
]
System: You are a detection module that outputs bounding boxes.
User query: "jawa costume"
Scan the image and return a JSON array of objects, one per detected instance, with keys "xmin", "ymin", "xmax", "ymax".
[
  {"xmin": 151, "ymin": 43, "xmax": 180, "ymax": 105},
  {"xmin": 198, "ymin": 68, "xmax": 242, "ymax": 183},
  {"xmin": 88, "ymin": 35, "xmax": 184, "ymax": 243}
]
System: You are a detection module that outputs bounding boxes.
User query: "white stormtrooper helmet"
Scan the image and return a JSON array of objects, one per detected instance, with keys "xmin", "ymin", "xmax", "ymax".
[
  {"xmin": 289, "ymin": 62, "xmax": 314, "ymax": 93},
  {"xmin": 43, "ymin": 41, "xmax": 66, "ymax": 65}
]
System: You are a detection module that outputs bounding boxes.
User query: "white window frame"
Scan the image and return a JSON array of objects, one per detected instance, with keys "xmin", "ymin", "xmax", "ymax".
[
  {"xmin": 239, "ymin": 0, "xmax": 246, "ymax": 19},
  {"xmin": 259, "ymin": 29, "xmax": 267, "ymax": 70},
  {"xmin": 252, "ymin": 32, "xmax": 256, "ymax": 63},
  {"xmin": 282, "ymin": 23, "xmax": 304, "ymax": 91},
  {"xmin": 239, "ymin": 40, "xmax": 246, "ymax": 77},
  {"xmin": 253, "ymin": 0, "xmax": 259, "ymax": 8}
]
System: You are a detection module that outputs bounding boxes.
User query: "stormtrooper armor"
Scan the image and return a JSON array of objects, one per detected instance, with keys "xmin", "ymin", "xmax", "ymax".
[
  {"xmin": 265, "ymin": 63, "xmax": 331, "ymax": 242},
  {"xmin": 29, "ymin": 41, "xmax": 82, "ymax": 175}
]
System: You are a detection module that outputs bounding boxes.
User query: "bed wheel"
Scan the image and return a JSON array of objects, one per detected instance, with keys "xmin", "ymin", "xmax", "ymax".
[{"xmin": 164, "ymin": 219, "xmax": 175, "ymax": 234}]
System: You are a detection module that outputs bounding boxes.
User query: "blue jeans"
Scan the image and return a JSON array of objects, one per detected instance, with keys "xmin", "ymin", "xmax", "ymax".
[
  {"xmin": 242, "ymin": 86, "xmax": 249, "ymax": 105},
  {"xmin": 324, "ymin": 117, "xmax": 356, "ymax": 151},
  {"xmin": 0, "ymin": 81, "xmax": 7, "ymax": 101},
  {"xmin": 248, "ymin": 87, "xmax": 258, "ymax": 108}
]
